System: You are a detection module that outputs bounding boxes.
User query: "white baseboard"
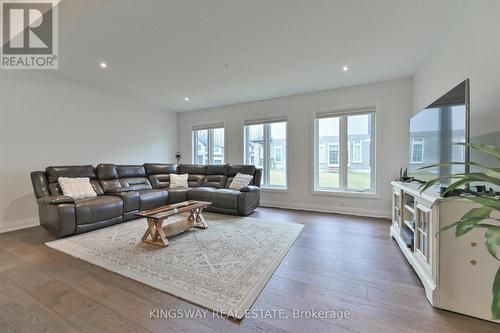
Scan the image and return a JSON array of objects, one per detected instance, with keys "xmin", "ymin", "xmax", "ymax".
[
  {"xmin": 259, "ymin": 200, "xmax": 391, "ymax": 219},
  {"xmin": 0, "ymin": 217, "xmax": 39, "ymax": 234}
]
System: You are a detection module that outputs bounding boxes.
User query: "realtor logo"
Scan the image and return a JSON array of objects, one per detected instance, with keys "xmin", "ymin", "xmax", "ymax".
[{"xmin": 1, "ymin": 0, "xmax": 58, "ymax": 69}]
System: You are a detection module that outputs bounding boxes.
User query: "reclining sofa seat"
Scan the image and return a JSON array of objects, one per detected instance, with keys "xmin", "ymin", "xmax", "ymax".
[
  {"xmin": 31, "ymin": 163, "xmax": 262, "ymax": 238},
  {"xmin": 96, "ymin": 164, "xmax": 168, "ymax": 220},
  {"xmin": 145, "ymin": 163, "xmax": 262, "ymax": 216},
  {"xmin": 31, "ymin": 165, "xmax": 124, "ymax": 237}
]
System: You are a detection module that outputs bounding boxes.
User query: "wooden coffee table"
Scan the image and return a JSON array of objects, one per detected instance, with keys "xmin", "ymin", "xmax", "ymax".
[{"xmin": 135, "ymin": 200, "xmax": 211, "ymax": 247}]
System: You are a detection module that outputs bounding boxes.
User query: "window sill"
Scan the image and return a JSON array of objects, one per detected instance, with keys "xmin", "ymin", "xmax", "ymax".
[
  {"xmin": 261, "ymin": 187, "xmax": 289, "ymax": 193},
  {"xmin": 311, "ymin": 189, "xmax": 380, "ymax": 199}
]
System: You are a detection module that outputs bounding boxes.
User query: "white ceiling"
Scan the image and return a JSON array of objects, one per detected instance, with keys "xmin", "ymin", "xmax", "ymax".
[{"xmin": 54, "ymin": 0, "xmax": 461, "ymax": 112}]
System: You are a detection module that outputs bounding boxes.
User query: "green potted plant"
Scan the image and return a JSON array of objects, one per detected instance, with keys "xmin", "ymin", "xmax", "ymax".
[{"xmin": 419, "ymin": 143, "xmax": 500, "ymax": 319}]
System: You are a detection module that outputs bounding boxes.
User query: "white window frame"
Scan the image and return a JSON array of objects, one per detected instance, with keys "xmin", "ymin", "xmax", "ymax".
[
  {"xmin": 328, "ymin": 143, "xmax": 339, "ymax": 167},
  {"xmin": 312, "ymin": 106, "xmax": 377, "ymax": 196},
  {"xmin": 352, "ymin": 139, "xmax": 363, "ymax": 163},
  {"xmin": 192, "ymin": 124, "xmax": 225, "ymax": 164},
  {"xmin": 244, "ymin": 118, "xmax": 287, "ymax": 189},
  {"xmin": 411, "ymin": 138, "xmax": 424, "ymax": 164}
]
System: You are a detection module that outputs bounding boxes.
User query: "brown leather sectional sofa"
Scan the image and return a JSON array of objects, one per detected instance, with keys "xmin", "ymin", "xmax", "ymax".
[{"xmin": 31, "ymin": 163, "xmax": 262, "ymax": 238}]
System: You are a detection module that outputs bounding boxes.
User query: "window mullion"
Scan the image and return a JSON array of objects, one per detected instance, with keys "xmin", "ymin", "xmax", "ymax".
[
  {"xmin": 193, "ymin": 131, "xmax": 197, "ymax": 163},
  {"xmin": 340, "ymin": 116, "xmax": 348, "ymax": 190},
  {"xmin": 264, "ymin": 124, "xmax": 270, "ymax": 186},
  {"xmin": 208, "ymin": 129, "xmax": 213, "ymax": 164}
]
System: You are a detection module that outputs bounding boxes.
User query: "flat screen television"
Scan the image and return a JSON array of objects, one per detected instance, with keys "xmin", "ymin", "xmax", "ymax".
[{"xmin": 408, "ymin": 79, "xmax": 470, "ymax": 182}]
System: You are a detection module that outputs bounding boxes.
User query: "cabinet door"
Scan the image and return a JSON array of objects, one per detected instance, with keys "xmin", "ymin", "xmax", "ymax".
[
  {"xmin": 415, "ymin": 203, "xmax": 432, "ymax": 272},
  {"xmin": 392, "ymin": 189, "xmax": 402, "ymax": 229}
]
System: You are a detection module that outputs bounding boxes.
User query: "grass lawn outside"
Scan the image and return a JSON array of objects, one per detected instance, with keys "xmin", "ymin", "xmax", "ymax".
[{"xmin": 267, "ymin": 169, "xmax": 371, "ymax": 190}]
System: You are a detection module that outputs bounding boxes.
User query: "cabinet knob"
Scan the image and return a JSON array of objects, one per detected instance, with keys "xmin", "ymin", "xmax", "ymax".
[{"xmin": 470, "ymin": 260, "xmax": 477, "ymax": 266}]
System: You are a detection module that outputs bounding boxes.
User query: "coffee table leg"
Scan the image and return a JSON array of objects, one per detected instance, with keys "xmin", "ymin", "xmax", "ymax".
[
  {"xmin": 142, "ymin": 218, "xmax": 169, "ymax": 247},
  {"xmin": 155, "ymin": 220, "xmax": 169, "ymax": 246},
  {"xmin": 195, "ymin": 208, "xmax": 208, "ymax": 229}
]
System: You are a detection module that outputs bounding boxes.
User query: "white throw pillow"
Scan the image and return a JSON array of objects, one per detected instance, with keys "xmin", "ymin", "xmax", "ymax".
[
  {"xmin": 58, "ymin": 177, "xmax": 97, "ymax": 200},
  {"xmin": 229, "ymin": 173, "xmax": 253, "ymax": 190},
  {"xmin": 170, "ymin": 173, "xmax": 189, "ymax": 188}
]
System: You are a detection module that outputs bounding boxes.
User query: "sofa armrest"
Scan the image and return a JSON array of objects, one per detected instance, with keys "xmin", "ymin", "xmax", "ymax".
[
  {"xmin": 37, "ymin": 195, "xmax": 74, "ymax": 205},
  {"xmin": 240, "ymin": 185, "xmax": 260, "ymax": 193}
]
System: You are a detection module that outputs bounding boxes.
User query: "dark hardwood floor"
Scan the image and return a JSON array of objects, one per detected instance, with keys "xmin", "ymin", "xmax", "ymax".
[{"xmin": 0, "ymin": 207, "xmax": 498, "ymax": 332}]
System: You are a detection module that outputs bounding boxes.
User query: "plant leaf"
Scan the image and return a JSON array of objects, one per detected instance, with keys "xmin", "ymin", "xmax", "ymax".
[
  {"xmin": 418, "ymin": 161, "xmax": 500, "ymax": 174},
  {"xmin": 455, "ymin": 206, "xmax": 493, "ymax": 237},
  {"xmin": 485, "ymin": 227, "xmax": 500, "ymax": 260},
  {"xmin": 441, "ymin": 178, "xmax": 471, "ymax": 196},
  {"xmin": 492, "ymin": 267, "xmax": 500, "ymax": 319},
  {"xmin": 437, "ymin": 221, "xmax": 460, "ymax": 234},
  {"xmin": 418, "ymin": 174, "xmax": 466, "ymax": 193},
  {"xmin": 468, "ymin": 197, "xmax": 500, "ymax": 211},
  {"xmin": 464, "ymin": 143, "xmax": 500, "ymax": 161}
]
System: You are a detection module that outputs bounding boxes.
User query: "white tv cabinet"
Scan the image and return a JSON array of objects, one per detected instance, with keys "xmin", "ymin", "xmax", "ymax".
[{"xmin": 391, "ymin": 181, "xmax": 500, "ymax": 323}]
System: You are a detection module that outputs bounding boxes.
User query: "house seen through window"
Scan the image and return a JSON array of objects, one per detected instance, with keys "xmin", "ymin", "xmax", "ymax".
[
  {"xmin": 192, "ymin": 126, "xmax": 225, "ymax": 164},
  {"xmin": 314, "ymin": 110, "xmax": 375, "ymax": 192},
  {"xmin": 244, "ymin": 120, "xmax": 287, "ymax": 188}
]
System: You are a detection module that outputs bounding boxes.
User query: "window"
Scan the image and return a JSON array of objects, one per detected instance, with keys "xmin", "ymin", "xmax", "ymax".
[
  {"xmin": 275, "ymin": 144, "xmax": 283, "ymax": 163},
  {"xmin": 192, "ymin": 125, "xmax": 225, "ymax": 164},
  {"xmin": 318, "ymin": 143, "xmax": 326, "ymax": 163},
  {"xmin": 411, "ymin": 138, "xmax": 424, "ymax": 164},
  {"xmin": 352, "ymin": 140, "xmax": 362, "ymax": 163},
  {"xmin": 328, "ymin": 143, "xmax": 339, "ymax": 166},
  {"xmin": 314, "ymin": 109, "xmax": 375, "ymax": 193},
  {"xmin": 244, "ymin": 119, "xmax": 287, "ymax": 188}
]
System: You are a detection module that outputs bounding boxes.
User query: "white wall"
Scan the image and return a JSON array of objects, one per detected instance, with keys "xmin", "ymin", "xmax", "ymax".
[
  {"xmin": 413, "ymin": 2, "xmax": 500, "ymax": 146},
  {"xmin": 178, "ymin": 78, "xmax": 412, "ymax": 218},
  {"xmin": 0, "ymin": 71, "xmax": 178, "ymax": 233}
]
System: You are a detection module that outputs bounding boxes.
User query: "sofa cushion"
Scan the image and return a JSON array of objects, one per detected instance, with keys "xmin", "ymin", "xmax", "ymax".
[
  {"xmin": 108, "ymin": 191, "xmax": 140, "ymax": 212},
  {"xmin": 167, "ymin": 188, "xmax": 190, "ymax": 204},
  {"xmin": 120, "ymin": 177, "xmax": 152, "ymax": 191},
  {"xmin": 144, "ymin": 163, "xmax": 178, "ymax": 175},
  {"xmin": 188, "ymin": 174, "xmax": 205, "ymax": 187},
  {"xmin": 58, "ymin": 177, "xmax": 97, "ymax": 200},
  {"xmin": 229, "ymin": 173, "xmax": 253, "ymax": 190},
  {"xmin": 136, "ymin": 189, "xmax": 168, "ymax": 210},
  {"xmin": 117, "ymin": 165, "xmax": 146, "ymax": 178},
  {"xmin": 170, "ymin": 174, "xmax": 188, "ymax": 188},
  {"xmin": 227, "ymin": 165, "xmax": 255, "ymax": 176},
  {"xmin": 179, "ymin": 164, "xmax": 207, "ymax": 175},
  {"xmin": 187, "ymin": 187, "xmax": 218, "ymax": 202},
  {"xmin": 206, "ymin": 164, "xmax": 230, "ymax": 175},
  {"xmin": 46, "ymin": 165, "xmax": 96, "ymax": 183},
  {"xmin": 96, "ymin": 164, "xmax": 118, "ymax": 180},
  {"xmin": 75, "ymin": 196, "xmax": 123, "ymax": 225},
  {"xmin": 209, "ymin": 189, "xmax": 240, "ymax": 209},
  {"xmin": 203, "ymin": 175, "xmax": 227, "ymax": 189},
  {"xmin": 148, "ymin": 174, "xmax": 170, "ymax": 189}
]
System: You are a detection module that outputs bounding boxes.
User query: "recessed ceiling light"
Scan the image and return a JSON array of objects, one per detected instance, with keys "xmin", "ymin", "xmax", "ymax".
[
  {"xmin": 342, "ymin": 65, "xmax": 349, "ymax": 72},
  {"xmin": 184, "ymin": 97, "xmax": 190, "ymax": 101},
  {"xmin": 99, "ymin": 62, "xmax": 107, "ymax": 69},
  {"xmin": 222, "ymin": 64, "xmax": 229, "ymax": 70}
]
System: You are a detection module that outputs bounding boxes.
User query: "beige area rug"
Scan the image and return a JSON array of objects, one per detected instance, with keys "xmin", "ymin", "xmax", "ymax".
[{"xmin": 46, "ymin": 213, "xmax": 303, "ymax": 319}]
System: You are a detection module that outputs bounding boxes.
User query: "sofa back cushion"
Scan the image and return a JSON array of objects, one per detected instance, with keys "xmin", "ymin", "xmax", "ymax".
[
  {"xmin": 188, "ymin": 174, "xmax": 205, "ymax": 187},
  {"xmin": 144, "ymin": 163, "xmax": 178, "ymax": 189},
  {"xmin": 96, "ymin": 164, "xmax": 122, "ymax": 192},
  {"xmin": 117, "ymin": 165, "xmax": 152, "ymax": 191},
  {"xmin": 203, "ymin": 175, "xmax": 227, "ymax": 189},
  {"xmin": 144, "ymin": 163, "xmax": 178, "ymax": 175},
  {"xmin": 179, "ymin": 164, "xmax": 207, "ymax": 175},
  {"xmin": 46, "ymin": 165, "xmax": 104, "ymax": 196},
  {"xmin": 225, "ymin": 165, "xmax": 256, "ymax": 188}
]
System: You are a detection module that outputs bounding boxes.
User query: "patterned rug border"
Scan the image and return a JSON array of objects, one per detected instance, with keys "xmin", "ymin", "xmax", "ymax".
[{"xmin": 45, "ymin": 213, "xmax": 304, "ymax": 319}]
